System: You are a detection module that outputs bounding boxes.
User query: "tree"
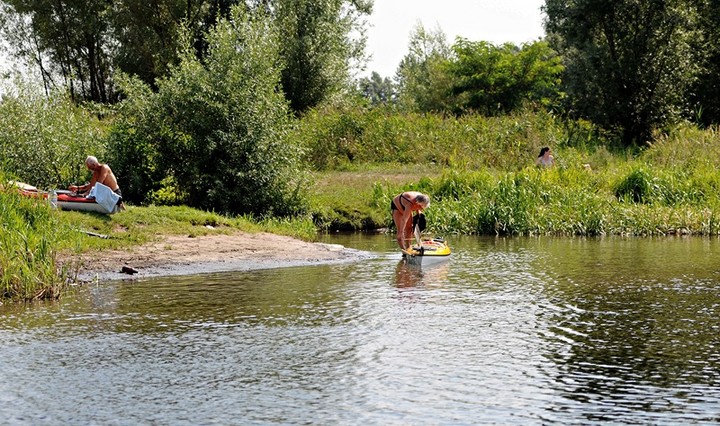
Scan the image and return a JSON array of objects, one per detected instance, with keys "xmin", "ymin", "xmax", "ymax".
[
  {"xmin": 357, "ymin": 71, "xmax": 396, "ymax": 105},
  {"xmin": 544, "ymin": 0, "xmax": 703, "ymax": 145},
  {"xmin": 0, "ymin": 0, "xmax": 241, "ymax": 101},
  {"xmin": 447, "ymin": 39, "xmax": 563, "ymax": 115},
  {"xmin": 688, "ymin": 0, "xmax": 720, "ymax": 126},
  {"xmin": 110, "ymin": 0, "xmax": 239, "ymax": 89},
  {"xmin": 272, "ymin": 0, "xmax": 372, "ymax": 114},
  {"xmin": 0, "ymin": 0, "xmax": 112, "ymax": 102},
  {"xmin": 108, "ymin": 6, "xmax": 307, "ymax": 216},
  {"xmin": 0, "ymin": 0, "xmax": 372, "ymax": 110},
  {"xmin": 395, "ymin": 23, "xmax": 453, "ymax": 113}
]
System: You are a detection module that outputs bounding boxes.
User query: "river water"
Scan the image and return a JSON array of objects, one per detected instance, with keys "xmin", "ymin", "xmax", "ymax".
[{"xmin": 1, "ymin": 234, "xmax": 720, "ymax": 425}]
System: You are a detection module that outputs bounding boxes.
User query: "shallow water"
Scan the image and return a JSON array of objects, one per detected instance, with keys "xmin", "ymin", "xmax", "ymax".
[{"xmin": 1, "ymin": 234, "xmax": 720, "ymax": 425}]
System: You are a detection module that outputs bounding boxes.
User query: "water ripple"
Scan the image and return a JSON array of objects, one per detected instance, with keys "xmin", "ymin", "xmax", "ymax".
[{"xmin": 1, "ymin": 235, "xmax": 720, "ymax": 424}]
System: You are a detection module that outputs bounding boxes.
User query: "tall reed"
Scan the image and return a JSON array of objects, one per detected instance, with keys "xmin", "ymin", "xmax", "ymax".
[
  {"xmin": 0, "ymin": 180, "xmax": 69, "ymax": 302},
  {"xmin": 369, "ymin": 164, "xmax": 720, "ymax": 237}
]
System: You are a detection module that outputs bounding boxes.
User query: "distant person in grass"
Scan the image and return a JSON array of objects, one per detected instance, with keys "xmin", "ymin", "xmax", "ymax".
[
  {"xmin": 535, "ymin": 146, "xmax": 555, "ymax": 167},
  {"xmin": 391, "ymin": 191, "xmax": 430, "ymax": 250},
  {"xmin": 69, "ymin": 156, "xmax": 124, "ymax": 209}
]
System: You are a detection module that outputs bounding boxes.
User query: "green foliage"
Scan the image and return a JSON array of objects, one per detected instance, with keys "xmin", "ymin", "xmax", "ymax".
[
  {"xmin": 395, "ymin": 24, "xmax": 454, "ymax": 112},
  {"xmin": 1, "ymin": 0, "xmax": 112, "ymax": 102},
  {"xmin": 448, "ymin": 40, "xmax": 564, "ymax": 115},
  {"xmin": 109, "ymin": 0, "xmax": 224, "ymax": 89},
  {"xmin": 305, "ymin": 111, "xmax": 720, "ymax": 236},
  {"xmin": 108, "ymin": 7, "xmax": 309, "ymax": 216},
  {"xmin": 357, "ymin": 71, "xmax": 397, "ymax": 105},
  {"xmin": 614, "ymin": 168, "xmax": 654, "ymax": 203},
  {"xmin": 544, "ymin": 0, "xmax": 703, "ymax": 145},
  {"xmin": 147, "ymin": 176, "xmax": 188, "ymax": 207},
  {"xmin": 0, "ymin": 176, "xmax": 69, "ymax": 301},
  {"xmin": 273, "ymin": 0, "xmax": 372, "ymax": 114},
  {"xmin": 293, "ymin": 104, "xmax": 575, "ymax": 171},
  {"xmin": 0, "ymin": 85, "xmax": 107, "ymax": 190},
  {"xmin": 690, "ymin": 4, "xmax": 720, "ymax": 126},
  {"xmin": 106, "ymin": 74, "xmax": 168, "ymax": 203},
  {"xmin": 355, "ymin": 161, "xmax": 720, "ymax": 237}
]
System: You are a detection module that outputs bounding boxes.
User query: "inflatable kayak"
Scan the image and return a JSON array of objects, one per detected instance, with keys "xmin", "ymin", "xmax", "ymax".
[
  {"xmin": 13, "ymin": 182, "xmax": 119, "ymax": 214},
  {"xmin": 55, "ymin": 190, "xmax": 120, "ymax": 214},
  {"xmin": 402, "ymin": 237, "xmax": 451, "ymax": 266}
]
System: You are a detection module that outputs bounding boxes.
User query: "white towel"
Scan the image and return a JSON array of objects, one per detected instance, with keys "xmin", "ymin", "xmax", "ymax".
[{"xmin": 88, "ymin": 182, "xmax": 120, "ymax": 214}]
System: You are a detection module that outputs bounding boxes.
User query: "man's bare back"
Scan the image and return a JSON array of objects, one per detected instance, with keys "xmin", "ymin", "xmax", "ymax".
[{"xmin": 90, "ymin": 163, "xmax": 120, "ymax": 192}]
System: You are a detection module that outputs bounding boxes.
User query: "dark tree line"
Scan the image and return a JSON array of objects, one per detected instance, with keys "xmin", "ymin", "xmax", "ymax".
[
  {"xmin": 0, "ymin": 0, "xmax": 370, "ymax": 114},
  {"xmin": 6, "ymin": 0, "xmax": 720, "ymax": 146},
  {"xmin": 543, "ymin": 0, "xmax": 705, "ymax": 145}
]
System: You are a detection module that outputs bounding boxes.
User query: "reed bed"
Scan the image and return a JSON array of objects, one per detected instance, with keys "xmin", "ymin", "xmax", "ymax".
[
  {"xmin": 0, "ymin": 184, "xmax": 70, "ymax": 302},
  {"xmin": 367, "ymin": 163, "xmax": 720, "ymax": 237}
]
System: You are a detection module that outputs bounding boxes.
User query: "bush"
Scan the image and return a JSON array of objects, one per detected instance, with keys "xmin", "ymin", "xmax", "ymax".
[
  {"xmin": 108, "ymin": 7, "xmax": 308, "ymax": 216},
  {"xmin": 0, "ymin": 84, "xmax": 107, "ymax": 190},
  {"xmin": 615, "ymin": 168, "xmax": 654, "ymax": 203}
]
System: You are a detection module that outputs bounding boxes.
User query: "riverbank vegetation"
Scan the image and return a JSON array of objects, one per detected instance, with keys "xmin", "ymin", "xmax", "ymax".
[
  {"xmin": 305, "ymin": 110, "xmax": 720, "ymax": 237},
  {"xmin": 3, "ymin": 1, "xmax": 720, "ymax": 300},
  {"xmin": 0, "ymin": 179, "xmax": 318, "ymax": 301}
]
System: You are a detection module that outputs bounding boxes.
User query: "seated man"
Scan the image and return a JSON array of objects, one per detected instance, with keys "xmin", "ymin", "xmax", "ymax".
[{"xmin": 69, "ymin": 156, "xmax": 124, "ymax": 208}]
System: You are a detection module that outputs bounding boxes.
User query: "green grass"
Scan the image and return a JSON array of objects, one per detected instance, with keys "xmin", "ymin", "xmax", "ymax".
[
  {"xmin": 0, "ymin": 192, "xmax": 322, "ymax": 302},
  {"xmin": 306, "ymin": 119, "xmax": 720, "ymax": 237},
  {"xmin": 0, "ymin": 186, "xmax": 66, "ymax": 302},
  {"xmin": 54, "ymin": 205, "xmax": 321, "ymax": 254},
  {"xmin": 308, "ymin": 163, "xmax": 445, "ymax": 231},
  {"xmin": 6, "ymin": 108, "xmax": 720, "ymax": 303}
]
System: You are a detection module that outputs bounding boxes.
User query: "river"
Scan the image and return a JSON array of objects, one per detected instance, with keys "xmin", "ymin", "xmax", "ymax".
[{"xmin": 1, "ymin": 234, "xmax": 719, "ymax": 425}]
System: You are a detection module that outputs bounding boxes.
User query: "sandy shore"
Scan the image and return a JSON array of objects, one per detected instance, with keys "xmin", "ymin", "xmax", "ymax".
[{"xmin": 66, "ymin": 231, "xmax": 374, "ymax": 282}]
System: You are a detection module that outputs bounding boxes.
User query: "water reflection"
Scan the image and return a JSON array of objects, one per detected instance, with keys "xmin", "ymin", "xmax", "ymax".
[
  {"xmin": 393, "ymin": 259, "xmax": 450, "ymax": 289},
  {"xmin": 533, "ymin": 237, "xmax": 720, "ymax": 424},
  {"xmin": 1, "ymin": 235, "xmax": 720, "ymax": 424}
]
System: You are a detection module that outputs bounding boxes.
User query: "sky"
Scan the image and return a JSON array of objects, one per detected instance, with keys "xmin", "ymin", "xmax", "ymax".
[{"xmin": 364, "ymin": 0, "xmax": 546, "ymax": 78}]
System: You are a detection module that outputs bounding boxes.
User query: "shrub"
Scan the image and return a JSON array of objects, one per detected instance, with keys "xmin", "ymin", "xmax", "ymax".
[
  {"xmin": 108, "ymin": 7, "xmax": 308, "ymax": 216},
  {"xmin": 0, "ymin": 83, "xmax": 106, "ymax": 190}
]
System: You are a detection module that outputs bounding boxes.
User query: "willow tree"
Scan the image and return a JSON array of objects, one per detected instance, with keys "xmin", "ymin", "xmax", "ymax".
[
  {"xmin": 272, "ymin": 0, "xmax": 372, "ymax": 114},
  {"xmin": 108, "ymin": 6, "xmax": 307, "ymax": 216},
  {"xmin": 0, "ymin": 0, "xmax": 112, "ymax": 102},
  {"xmin": 544, "ymin": 0, "xmax": 703, "ymax": 145},
  {"xmin": 395, "ymin": 23, "xmax": 454, "ymax": 113}
]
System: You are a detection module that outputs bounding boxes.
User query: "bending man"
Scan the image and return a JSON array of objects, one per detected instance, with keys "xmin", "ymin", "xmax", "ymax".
[{"xmin": 391, "ymin": 191, "xmax": 430, "ymax": 250}]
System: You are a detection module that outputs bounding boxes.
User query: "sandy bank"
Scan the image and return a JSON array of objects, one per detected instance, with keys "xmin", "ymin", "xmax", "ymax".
[{"xmin": 66, "ymin": 231, "xmax": 374, "ymax": 282}]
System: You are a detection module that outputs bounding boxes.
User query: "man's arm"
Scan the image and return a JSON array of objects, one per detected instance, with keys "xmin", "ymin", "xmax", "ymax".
[{"xmin": 78, "ymin": 168, "xmax": 104, "ymax": 194}]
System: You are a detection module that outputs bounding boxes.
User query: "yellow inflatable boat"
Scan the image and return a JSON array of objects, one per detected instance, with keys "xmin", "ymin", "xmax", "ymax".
[{"xmin": 402, "ymin": 238, "xmax": 451, "ymax": 266}]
